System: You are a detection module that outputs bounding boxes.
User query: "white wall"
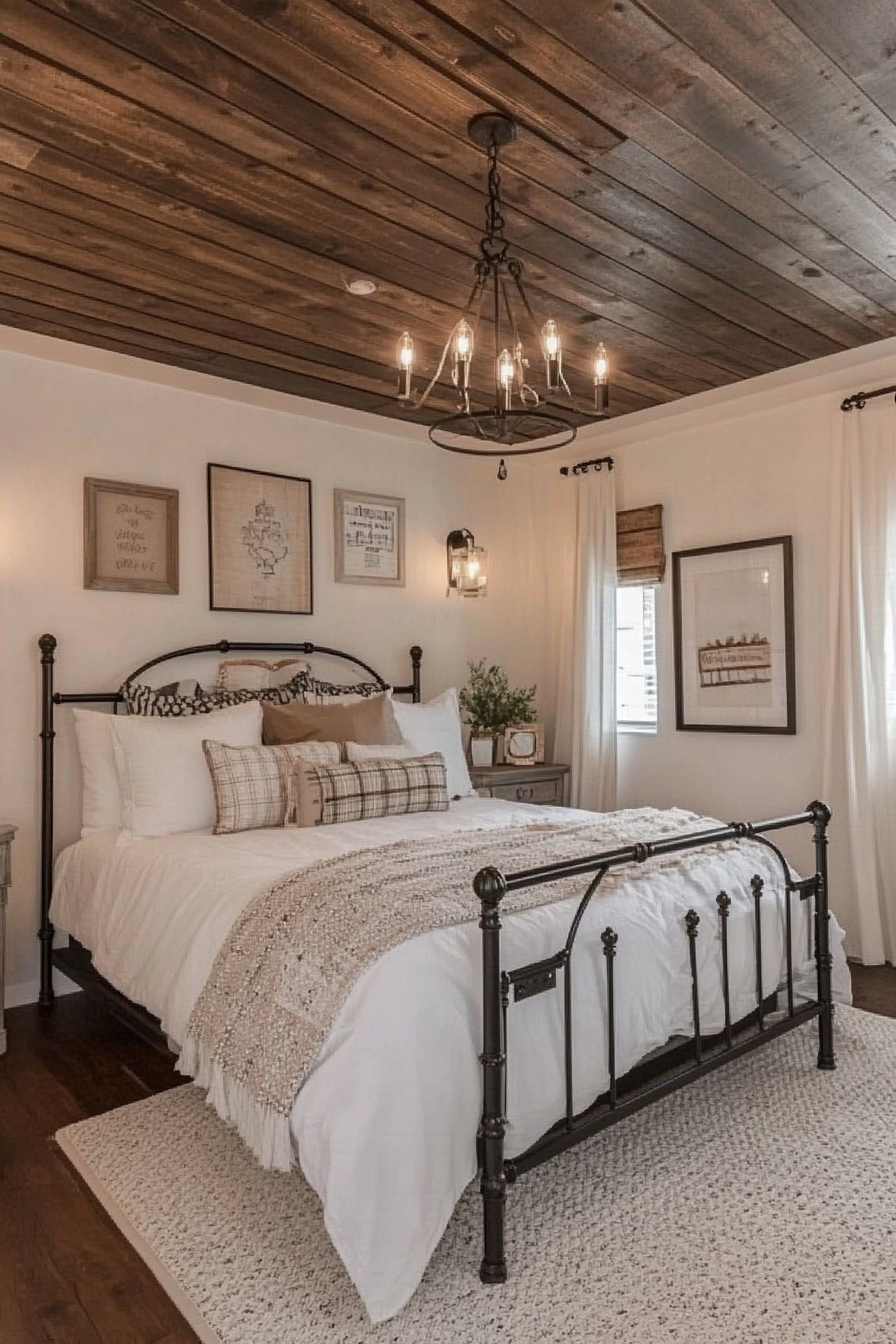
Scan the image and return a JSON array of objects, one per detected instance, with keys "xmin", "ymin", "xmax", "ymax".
[
  {"xmin": 0, "ymin": 331, "xmax": 488, "ymax": 1003},
  {"xmin": 5, "ymin": 326, "xmax": 896, "ymax": 996}
]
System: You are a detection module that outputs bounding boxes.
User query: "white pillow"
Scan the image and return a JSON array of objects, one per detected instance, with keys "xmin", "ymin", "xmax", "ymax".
[
  {"xmin": 73, "ymin": 708, "xmax": 123, "ymax": 835},
  {"xmin": 344, "ymin": 741, "xmax": 426, "ymax": 762},
  {"xmin": 110, "ymin": 700, "xmax": 262, "ymax": 837},
  {"xmin": 391, "ymin": 689, "xmax": 475, "ymax": 800}
]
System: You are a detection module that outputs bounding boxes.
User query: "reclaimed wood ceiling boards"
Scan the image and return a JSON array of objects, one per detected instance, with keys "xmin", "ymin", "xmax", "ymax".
[{"xmin": 1, "ymin": 0, "xmax": 894, "ymax": 431}]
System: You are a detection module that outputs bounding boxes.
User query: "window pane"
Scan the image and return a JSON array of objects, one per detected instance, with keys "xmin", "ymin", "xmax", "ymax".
[{"xmin": 617, "ymin": 586, "xmax": 657, "ymax": 728}]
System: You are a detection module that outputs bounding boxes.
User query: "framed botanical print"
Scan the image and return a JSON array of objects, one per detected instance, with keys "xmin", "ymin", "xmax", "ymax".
[
  {"xmin": 207, "ymin": 463, "xmax": 312, "ymax": 614},
  {"xmin": 84, "ymin": 477, "xmax": 178, "ymax": 595},
  {"xmin": 334, "ymin": 489, "xmax": 405, "ymax": 587},
  {"xmin": 673, "ymin": 535, "xmax": 795, "ymax": 733}
]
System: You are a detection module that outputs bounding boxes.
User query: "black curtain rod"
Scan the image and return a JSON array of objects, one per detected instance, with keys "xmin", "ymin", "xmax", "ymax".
[
  {"xmin": 559, "ymin": 455, "xmax": 614, "ymax": 476},
  {"xmin": 840, "ymin": 384, "xmax": 896, "ymax": 412}
]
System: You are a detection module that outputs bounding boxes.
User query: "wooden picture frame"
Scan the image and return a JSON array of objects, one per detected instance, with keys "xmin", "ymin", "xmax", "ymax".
[
  {"xmin": 208, "ymin": 463, "xmax": 313, "ymax": 615},
  {"xmin": 334, "ymin": 489, "xmax": 405, "ymax": 587},
  {"xmin": 84, "ymin": 477, "xmax": 179, "ymax": 595},
  {"xmin": 673, "ymin": 535, "xmax": 795, "ymax": 734},
  {"xmin": 503, "ymin": 723, "xmax": 545, "ymax": 765}
]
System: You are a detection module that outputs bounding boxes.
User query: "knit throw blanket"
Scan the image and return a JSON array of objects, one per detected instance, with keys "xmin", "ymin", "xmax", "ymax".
[{"xmin": 178, "ymin": 807, "xmax": 735, "ymax": 1171}]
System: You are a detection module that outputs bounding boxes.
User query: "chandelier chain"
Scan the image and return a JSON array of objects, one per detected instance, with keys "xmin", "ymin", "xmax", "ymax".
[{"xmin": 480, "ymin": 136, "xmax": 509, "ymax": 264}]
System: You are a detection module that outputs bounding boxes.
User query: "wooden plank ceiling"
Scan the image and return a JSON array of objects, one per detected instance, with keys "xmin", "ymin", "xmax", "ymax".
[{"xmin": 1, "ymin": 0, "xmax": 895, "ymax": 434}]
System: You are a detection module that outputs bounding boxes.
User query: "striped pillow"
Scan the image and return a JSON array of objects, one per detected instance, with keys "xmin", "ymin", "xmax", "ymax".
[
  {"xmin": 293, "ymin": 754, "xmax": 448, "ymax": 828},
  {"xmin": 203, "ymin": 740, "xmax": 340, "ymax": 835}
]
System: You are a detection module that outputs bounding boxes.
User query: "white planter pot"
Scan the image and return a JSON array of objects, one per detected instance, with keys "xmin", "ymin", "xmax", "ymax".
[{"xmin": 470, "ymin": 734, "xmax": 496, "ymax": 767}]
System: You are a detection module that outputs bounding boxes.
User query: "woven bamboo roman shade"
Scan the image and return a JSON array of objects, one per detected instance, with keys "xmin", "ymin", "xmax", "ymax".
[{"xmin": 616, "ymin": 505, "xmax": 665, "ymax": 586}]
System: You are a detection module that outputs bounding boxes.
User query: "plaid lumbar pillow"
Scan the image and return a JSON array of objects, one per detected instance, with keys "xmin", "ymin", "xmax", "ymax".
[
  {"xmin": 292, "ymin": 754, "xmax": 448, "ymax": 828},
  {"xmin": 203, "ymin": 739, "xmax": 340, "ymax": 835}
]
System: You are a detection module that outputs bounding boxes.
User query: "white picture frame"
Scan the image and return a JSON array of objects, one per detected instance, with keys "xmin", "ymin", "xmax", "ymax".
[{"xmin": 334, "ymin": 489, "xmax": 405, "ymax": 587}]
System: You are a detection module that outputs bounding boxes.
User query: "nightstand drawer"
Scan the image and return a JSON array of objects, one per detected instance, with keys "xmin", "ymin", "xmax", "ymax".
[{"xmin": 491, "ymin": 777, "xmax": 561, "ymax": 805}]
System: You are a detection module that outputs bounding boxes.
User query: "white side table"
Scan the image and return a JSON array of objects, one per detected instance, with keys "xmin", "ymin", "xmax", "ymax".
[{"xmin": 0, "ymin": 825, "xmax": 15, "ymax": 1055}]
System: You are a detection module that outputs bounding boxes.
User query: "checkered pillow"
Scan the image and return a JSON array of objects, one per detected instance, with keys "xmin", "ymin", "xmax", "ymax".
[
  {"xmin": 203, "ymin": 740, "xmax": 340, "ymax": 835},
  {"xmin": 293, "ymin": 754, "xmax": 448, "ymax": 828}
]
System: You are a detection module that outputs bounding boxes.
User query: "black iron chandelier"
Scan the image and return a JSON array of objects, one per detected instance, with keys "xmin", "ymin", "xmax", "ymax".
[{"xmin": 396, "ymin": 113, "xmax": 611, "ymax": 478}]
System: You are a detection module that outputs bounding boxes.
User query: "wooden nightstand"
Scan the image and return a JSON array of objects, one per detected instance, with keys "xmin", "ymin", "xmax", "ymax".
[
  {"xmin": 470, "ymin": 763, "xmax": 570, "ymax": 807},
  {"xmin": 0, "ymin": 825, "xmax": 15, "ymax": 1055}
]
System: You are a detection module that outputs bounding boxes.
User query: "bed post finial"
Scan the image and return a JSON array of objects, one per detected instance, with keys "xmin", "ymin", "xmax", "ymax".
[
  {"xmin": 474, "ymin": 865, "xmax": 508, "ymax": 1285},
  {"xmin": 39, "ymin": 634, "xmax": 58, "ymax": 1006},
  {"xmin": 808, "ymin": 800, "xmax": 835, "ymax": 1070}
]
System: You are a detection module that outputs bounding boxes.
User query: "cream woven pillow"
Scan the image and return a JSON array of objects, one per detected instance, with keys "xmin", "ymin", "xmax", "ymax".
[{"xmin": 203, "ymin": 739, "xmax": 340, "ymax": 835}]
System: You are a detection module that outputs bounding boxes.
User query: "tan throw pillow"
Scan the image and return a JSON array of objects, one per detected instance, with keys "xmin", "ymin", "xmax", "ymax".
[
  {"xmin": 262, "ymin": 693, "xmax": 402, "ymax": 747},
  {"xmin": 292, "ymin": 754, "xmax": 448, "ymax": 828},
  {"xmin": 203, "ymin": 739, "xmax": 340, "ymax": 835}
]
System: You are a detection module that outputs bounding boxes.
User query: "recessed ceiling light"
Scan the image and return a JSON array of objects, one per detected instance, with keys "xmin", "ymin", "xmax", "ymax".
[{"xmin": 345, "ymin": 277, "xmax": 378, "ymax": 295}]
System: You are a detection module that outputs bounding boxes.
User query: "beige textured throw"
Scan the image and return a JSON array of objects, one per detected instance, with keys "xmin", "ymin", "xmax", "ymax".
[{"xmin": 178, "ymin": 808, "xmax": 735, "ymax": 1171}]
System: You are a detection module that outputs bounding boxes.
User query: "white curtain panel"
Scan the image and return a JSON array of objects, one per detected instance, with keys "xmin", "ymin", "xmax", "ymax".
[
  {"xmin": 824, "ymin": 400, "xmax": 896, "ymax": 964},
  {"xmin": 554, "ymin": 467, "xmax": 617, "ymax": 812}
]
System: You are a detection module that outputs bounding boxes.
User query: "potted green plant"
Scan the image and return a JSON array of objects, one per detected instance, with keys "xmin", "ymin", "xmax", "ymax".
[{"xmin": 458, "ymin": 660, "xmax": 537, "ymax": 767}]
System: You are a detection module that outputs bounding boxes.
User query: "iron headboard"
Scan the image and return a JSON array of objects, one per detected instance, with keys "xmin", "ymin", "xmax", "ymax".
[{"xmin": 37, "ymin": 633, "xmax": 422, "ymax": 1006}]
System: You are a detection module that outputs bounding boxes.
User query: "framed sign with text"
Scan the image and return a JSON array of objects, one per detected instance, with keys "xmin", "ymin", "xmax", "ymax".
[
  {"xmin": 84, "ymin": 477, "xmax": 179, "ymax": 595},
  {"xmin": 334, "ymin": 489, "xmax": 405, "ymax": 587}
]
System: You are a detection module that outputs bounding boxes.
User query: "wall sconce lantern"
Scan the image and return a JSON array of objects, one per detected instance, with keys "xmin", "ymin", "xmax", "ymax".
[{"xmin": 447, "ymin": 528, "xmax": 488, "ymax": 597}]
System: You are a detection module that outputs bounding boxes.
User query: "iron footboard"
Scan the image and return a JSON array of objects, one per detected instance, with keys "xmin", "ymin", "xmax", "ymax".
[{"xmin": 473, "ymin": 801, "xmax": 835, "ymax": 1286}]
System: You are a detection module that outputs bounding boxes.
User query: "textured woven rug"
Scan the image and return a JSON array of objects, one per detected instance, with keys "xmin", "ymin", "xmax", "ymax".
[{"xmin": 57, "ymin": 1006, "xmax": 896, "ymax": 1344}]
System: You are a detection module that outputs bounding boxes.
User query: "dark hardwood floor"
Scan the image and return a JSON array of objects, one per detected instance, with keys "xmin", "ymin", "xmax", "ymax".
[
  {"xmin": 2, "ymin": 967, "xmax": 894, "ymax": 1344},
  {"xmin": 0, "ymin": 993, "xmax": 197, "ymax": 1344}
]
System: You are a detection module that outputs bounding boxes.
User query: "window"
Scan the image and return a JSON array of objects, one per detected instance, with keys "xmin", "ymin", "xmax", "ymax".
[{"xmin": 617, "ymin": 586, "xmax": 657, "ymax": 731}]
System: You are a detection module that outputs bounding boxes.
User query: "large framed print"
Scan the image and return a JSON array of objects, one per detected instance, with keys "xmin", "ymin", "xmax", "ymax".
[
  {"xmin": 84, "ymin": 477, "xmax": 178, "ymax": 595},
  {"xmin": 334, "ymin": 489, "xmax": 405, "ymax": 587},
  {"xmin": 207, "ymin": 463, "xmax": 312, "ymax": 614},
  {"xmin": 673, "ymin": 535, "xmax": 795, "ymax": 734}
]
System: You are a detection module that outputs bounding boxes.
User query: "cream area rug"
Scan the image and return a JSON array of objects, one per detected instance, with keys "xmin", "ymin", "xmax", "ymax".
[{"xmin": 57, "ymin": 1006, "xmax": 896, "ymax": 1344}]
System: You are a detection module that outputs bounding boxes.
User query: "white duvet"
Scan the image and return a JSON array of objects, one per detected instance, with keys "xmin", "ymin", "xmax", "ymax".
[{"xmin": 51, "ymin": 798, "xmax": 851, "ymax": 1322}]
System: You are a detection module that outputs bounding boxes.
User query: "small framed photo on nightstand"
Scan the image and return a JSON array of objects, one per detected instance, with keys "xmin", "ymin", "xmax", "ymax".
[{"xmin": 503, "ymin": 724, "xmax": 544, "ymax": 766}]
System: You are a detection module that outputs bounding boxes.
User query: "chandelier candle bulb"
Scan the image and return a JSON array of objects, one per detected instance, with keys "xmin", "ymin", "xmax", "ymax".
[
  {"xmin": 593, "ymin": 341, "xmax": 609, "ymax": 415},
  {"xmin": 541, "ymin": 319, "xmax": 562, "ymax": 392},
  {"xmin": 397, "ymin": 332, "xmax": 414, "ymax": 401},
  {"xmin": 452, "ymin": 319, "xmax": 474, "ymax": 391},
  {"xmin": 498, "ymin": 347, "xmax": 515, "ymax": 412}
]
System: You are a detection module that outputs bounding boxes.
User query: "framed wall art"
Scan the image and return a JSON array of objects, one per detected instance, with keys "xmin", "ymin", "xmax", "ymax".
[
  {"xmin": 84, "ymin": 477, "xmax": 179, "ymax": 595},
  {"xmin": 672, "ymin": 535, "xmax": 795, "ymax": 734},
  {"xmin": 334, "ymin": 488, "xmax": 405, "ymax": 587},
  {"xmin": 207, "ymin": 463, "xmax": 312, "ymax": 614}
]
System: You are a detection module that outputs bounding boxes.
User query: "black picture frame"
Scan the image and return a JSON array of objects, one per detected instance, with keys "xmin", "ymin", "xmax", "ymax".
[
  {"xmin": 207, "ymin": 463, "xmax": 313, "ymax": 615},
  {"xmin": 672, "ymin": 535, "xmax": 795, "ymax": 734}
]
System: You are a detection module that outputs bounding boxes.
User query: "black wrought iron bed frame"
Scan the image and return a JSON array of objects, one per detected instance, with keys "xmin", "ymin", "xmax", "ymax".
[
  {"xmin": 36, "ymin": 632, "xmax": 422, "ymax": 1040},
  {"xmin": 37, "ymin": 633, "xmax": 835, "ymax": 1291},
  {"xmin": 473, "ymin": 803, "xmax": 835, "ymax": 1284}
]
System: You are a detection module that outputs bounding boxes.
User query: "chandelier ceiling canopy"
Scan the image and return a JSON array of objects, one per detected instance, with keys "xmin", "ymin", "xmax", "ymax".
[{"xmin": 396, "ymin": 113, "xmax": 611, "ymax": 477}]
